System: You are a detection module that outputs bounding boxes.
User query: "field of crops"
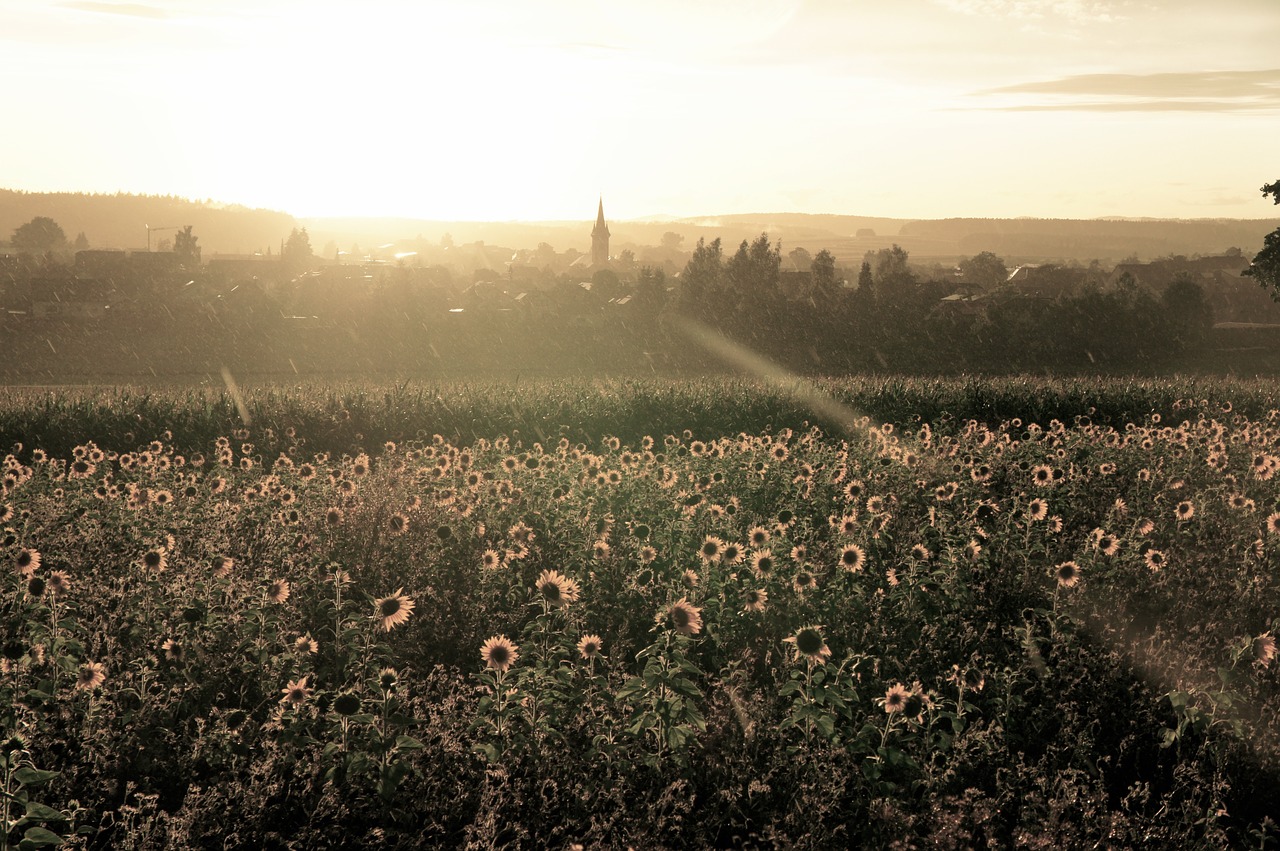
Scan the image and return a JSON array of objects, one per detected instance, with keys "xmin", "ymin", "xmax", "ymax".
[{"xmin": 3, "ymin": 376, "xmax": 1280, "ymax": 848}]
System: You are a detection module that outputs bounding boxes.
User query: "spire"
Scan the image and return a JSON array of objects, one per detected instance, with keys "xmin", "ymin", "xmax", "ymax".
[{"xmin": 591, "ymin": 196, "xmax": 610, "ymax": 266}]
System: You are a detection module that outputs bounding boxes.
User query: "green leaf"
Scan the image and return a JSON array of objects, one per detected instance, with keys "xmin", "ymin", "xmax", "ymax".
[
  {"xmin": 12, "ymin": 768, "xmax": 58, "ymax": 787},
  {"xmin": 23, "ymin": 801, "xmax": 67, "ymax": 822},
  {"xmin": 394, "ymin": 735, "xmax": 424, "ymax": 751},
  {"xmin": 19, "ymin": 826, "xmax": 64, "ymax": 849}
]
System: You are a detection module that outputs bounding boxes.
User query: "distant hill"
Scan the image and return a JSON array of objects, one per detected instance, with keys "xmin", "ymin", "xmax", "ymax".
[
  {"xmin": 302, "ymin": 211, "xmax": 1280, "ymax": 267},
  {"xmin": 3, "ymin": 189, "xmax": 1276, "ymax": 266},
  {"xmin": 0, "ymin": 190, "xmax": 297, "ymax": 255}
]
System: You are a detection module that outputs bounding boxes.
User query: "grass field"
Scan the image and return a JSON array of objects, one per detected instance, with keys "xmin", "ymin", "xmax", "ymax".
[{"xmin": 2, "ymin": 375, "xmax": 1280, "ymax": 848}]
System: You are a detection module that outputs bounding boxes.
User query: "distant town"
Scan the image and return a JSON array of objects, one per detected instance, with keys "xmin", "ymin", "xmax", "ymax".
[{"xmin": 3, "ymin": 194, "xmax": 1280, "ymax": 379}]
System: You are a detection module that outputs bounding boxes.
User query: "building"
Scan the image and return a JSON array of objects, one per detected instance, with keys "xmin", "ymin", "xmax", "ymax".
[{"xmin": 591, "ymin": 197, "xmax": 610, "ymax": 267}]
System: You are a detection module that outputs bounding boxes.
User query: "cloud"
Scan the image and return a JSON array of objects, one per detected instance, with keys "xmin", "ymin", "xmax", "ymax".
[
  {"xmin": 932, "ymin": 0, "xmax": 1126, "ymax": 23},
  {"xmin": 971, "ymin": 69, "xmax": 1280, "ymax": 111},
  {"xmin": 60, "ymin": 2, "xmax": 166, "ymax": 18}
]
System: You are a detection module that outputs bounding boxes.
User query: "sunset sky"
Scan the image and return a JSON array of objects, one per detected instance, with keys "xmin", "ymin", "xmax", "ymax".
[{"xmin": 2, "ymin": 0, "xmax": 1278, "ymax": 222}]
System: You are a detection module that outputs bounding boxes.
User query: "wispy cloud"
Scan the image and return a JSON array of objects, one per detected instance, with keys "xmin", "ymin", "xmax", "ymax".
[
  {"xmin": 60, "ymin": 1, "xmax": 166, "ymax": 19},
  {"xmin": 932, "ymin": 0, "xmax": 1126, "ymax": 24},
  {"xmin": 971, "ymin": 68, "xmax": 1280, "ymax": 111}
]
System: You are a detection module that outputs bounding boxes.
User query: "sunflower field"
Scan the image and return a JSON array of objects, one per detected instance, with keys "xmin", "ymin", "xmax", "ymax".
[{"xmin": 2, "ymin": 377, "xmax": 1280, "ymax": 848}]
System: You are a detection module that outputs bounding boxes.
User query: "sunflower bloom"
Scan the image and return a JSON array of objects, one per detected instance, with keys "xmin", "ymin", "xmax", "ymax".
[
  {"xmin": 281, "ymin": 675, "xmax": 313, "ymax": 707},
  {"xmin": 267, "ymin": 579, "xmax": 291, "ymax": 604},
  {"xmin": 883, "ymin": 683, "xmax": 910, "ymax": 714},
  {"xmin": 1055, "ymin": 561, "xmax": 1081, "ymax": 588},
  {"xmin": 665, "ymin": 597, "xmax": 703, "ymax": 636},
  {"xmin": 375, "ymin": 588, "xmax": 416, "ymax": 631},
  {"xmin": 76, "ymin": 661, "xmax": 106, "ymax": 691},
  {"xmin": 535, "ymin": 570, "xmax": 581, "ymax": 609},
  {"xmin": 481, "ymin": 635, "xmax": 519, "ymax": 673},
  {"xmin": 577, "ymin": 634, "xmax": 604, "ymax": 660},
  {"xmin": 785, "ymin": 626, "xmax": 831, "ymax": 663}
]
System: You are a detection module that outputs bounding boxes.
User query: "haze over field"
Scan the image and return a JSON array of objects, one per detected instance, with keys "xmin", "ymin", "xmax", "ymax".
[{"xmin": 2, "ymin": 0, "xmax": 1278, "ymax": 222}]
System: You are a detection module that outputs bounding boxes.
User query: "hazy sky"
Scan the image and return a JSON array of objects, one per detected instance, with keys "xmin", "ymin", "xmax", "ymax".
[{"xmin": 2, "ymin": 0, "xmax": 1278, "ymax": 221}]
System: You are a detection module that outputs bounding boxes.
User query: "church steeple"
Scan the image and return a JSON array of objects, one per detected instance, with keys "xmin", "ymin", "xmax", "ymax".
[{"xmin": 591, "ymin": 196, "xmax": 610, "ymax": 266}]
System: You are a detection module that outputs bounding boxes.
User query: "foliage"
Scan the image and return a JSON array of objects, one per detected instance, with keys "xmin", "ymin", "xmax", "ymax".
[
  {"xmin": 1246, "ymin": 180, "xmax": 1280, "ymax": 301},
  {"xmin": 10, "ymin": 218, "xmax": 66, "ymax": 258},
  {"xmin": 1, "ymin": 379, "xmax": 1280, "ymax": 845}
]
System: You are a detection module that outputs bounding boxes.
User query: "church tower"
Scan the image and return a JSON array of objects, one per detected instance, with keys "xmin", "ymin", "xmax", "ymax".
[{"xmin": 591, "ymin": 197, "xmax": 610, "ymax": 266}]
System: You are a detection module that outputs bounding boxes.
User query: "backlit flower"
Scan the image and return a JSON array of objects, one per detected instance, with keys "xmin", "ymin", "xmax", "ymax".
[
  {"xmin": 665, "ymin": 598, "xmax": 703, "ymax": 636},
  {"xmin": 375, "ymin": 588, "xmax": 415, "ymax": 631},
  {"xmin": 481, "ymin": 635, "xmax": 519, "ymax": 673}
]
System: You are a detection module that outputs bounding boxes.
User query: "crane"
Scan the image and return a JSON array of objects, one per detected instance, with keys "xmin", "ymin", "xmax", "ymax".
[{"xmin": 146, "ymin": 224, "xmax": 180, "ymax": 252}]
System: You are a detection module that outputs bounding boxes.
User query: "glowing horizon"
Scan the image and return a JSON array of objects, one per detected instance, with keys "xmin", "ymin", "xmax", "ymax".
[{"xmin": 2, "ymin": 0, "xmax": 1278, "ymax": 222}]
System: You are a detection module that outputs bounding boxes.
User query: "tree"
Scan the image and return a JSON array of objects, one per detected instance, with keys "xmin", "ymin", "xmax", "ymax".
[
  {"xmin": 11, "ymin": 217, "xmax": 67, "ymax": 257},
  {"xmin": 678, "ymin": 237, "xmax": 723, "ymax": 311},
  {"xmin": 958, "ymin": 251, "xmax": 1008, "ymax": 289},
  {"xmin": 726, "ymin": 233, "xmax": 781, "ymax": 297},
  {"xmin": 1245, "ymin": 180, "xmax": 1280, "ymax": 301},
  {"xmin": 1162, "ymin": 273, "xmax": 1213, "ymax": 350},
  {"xmin": 810, "ymin": 249, "xmax": 839, "ymax": 302},
  {"xmin": 788, "ymin": 246, "xmax": 813, "ymax": 270},
  {"xmin": 283, "ymin": 227, "xmax": 314, "ymax": 271},
  {"xmin": 661, "ymin": 232, "xmax": 684, "ymax": 251},
  {"xmin": 73, "ymin": 232, "xmax": 90, "ymax": 251},
  {"xmin": 174, "ymin": 225, "xmax": 201, "ymax": 267}
]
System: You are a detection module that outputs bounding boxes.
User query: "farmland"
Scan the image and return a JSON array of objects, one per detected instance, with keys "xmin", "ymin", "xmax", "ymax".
[{"xmin": 2, "ymin": 375, "xmax": 1280, "ymax": 848}]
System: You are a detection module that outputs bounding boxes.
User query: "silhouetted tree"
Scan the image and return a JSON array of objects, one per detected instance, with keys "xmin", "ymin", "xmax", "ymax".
[
  {"xmin": 174, "ymin": 225, "xmax": 201, "ymax": 268},
  {"xmin": 661, "ymin": 232, "xmax": 684, "ymax": 251},
  {"xmin": 678, "ymin": 237, "xmax": 723, "ymax": 314},
  {"xmin": 958, "ymin": 251, "xmax": 1008, "ymax": 289},
  {"xmin": 283, "ymin": 227, "xmax": 314, "ymax": 272},
  {"xmin": 810, "ymin": 249, "xmax": 839, "ymax": 303},
  {"xmin": 1245, "ymin": 179, "xmax": 1280, "ymax": 301},
  {"xmin": 12, "ymin": 216, "xmax": 67, "ymax": 257},
  {"xmin": 73, "ymin": 232, "xmax": 90, "ymax": 251},
  {"xmin": 1162, "ymin": 273, "xmax": 1213, "ymax": 351}
]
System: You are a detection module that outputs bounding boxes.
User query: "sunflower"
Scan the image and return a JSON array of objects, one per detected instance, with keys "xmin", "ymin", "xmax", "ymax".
[
  {"xmin": 375, "ymin": 588, "xmax": 416, "ymax": 631},
  {"xmin": 742, "ymin": 588, "xmax": 768, "ymax": 613},
  {"xmin": 577, "ymin": 634, "xmax": 604, "ymax": 660},
  {"xmin": 481, "ymin": 635, "xmax": 519, "ymax": 673},
  {"xmin": 280, "ymin": 675, "xmax": 313, "ymax": 707},
  {"xmin": 750, "ymin": 550, "xmax": 775, "ymax": 578},
  {"xmin": 267, "ymin": 579, "xmax": 291, "ymax": 604},
  {"xmin": 535, "ymin": 570, "xmax": 581, "ymax": 609},
  {"xmin": 212, "ymin": 555, "xmax": 234, "ymax": 578},
  {"xmin": 76, "ymin": 661, "xmax": 106, "ymax": 691},
  {"xmin": 14, "ymin": 548, "xmax": 41, "ymax": 578},
  {"xmin": 838, "ymin": 544, "xmax": 866, "ymax": 573},
  {"xmin": 665, "ymin": 598, "xmax": 704, "ymax": 636},
  {"xmin": 1055, "ymin": 561, "xmax": 1081, "ymax": 588},
  {"xmin": 792, "ymin": 569, "xmax": 817, "ymax": 594},
  {"xmin": 1027, "ymin": 499, "xmax": 1049, "ymax": 522},
  {"xmin": 481, "ymin": 549, "xmax": 502, "ymax": 570},
  {"xmin": 1255, "ymin": 634, "xmax": 1277, "ymax": 667},
  {"xmin": 748, "ymin": 526, "xmax": 771, "ymax": 547},
  {"xmin": 161, "ymin": 638, "xmax": 184, "ymax": 662},
  {"xmin": 699, "ymin": 535, "xmax": 726, "ymax": 564},
  {"xmin": 883, "ymin": 683, "xmax": 910, "ymax": 714},
  {"xmin": 785, "ymin": 626, "xmax": 831, "ymax": 662},
  {"xmin": 1031, "ymin": 465, "xmax": 1054, "ymax": 487},
  {"xmin": 294, "ymin": 634, "xmax": 319, "ymax": 654},
  {"xmin": 1144, "ymin": 549, "xmax": 1167, "ymax": 572},
  {"xmin": 1175, "ymin": 501, "xmax": 1196, "ymax": 522},
  {"xmin": 46, "ymin": 570, "xmax": 70, "ymax": 597},
  {"xmin": 142, "ymin": 548, "xmax": 167, "ymax": 573},
  {"xmin": 1266, "ymin": 511, "xmax": 1280, "ymax": 536}
]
